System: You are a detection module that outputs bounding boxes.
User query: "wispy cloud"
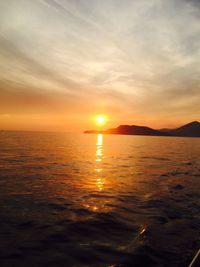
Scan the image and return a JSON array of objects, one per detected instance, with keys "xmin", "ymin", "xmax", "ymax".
[{"xmin": 0, "ymin": 0, "xmax": 200, "ymax": 130}]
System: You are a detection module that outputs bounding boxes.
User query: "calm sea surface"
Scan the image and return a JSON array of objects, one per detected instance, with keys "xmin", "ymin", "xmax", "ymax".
[{"xmin": 0, "ymin": 131, "xmax": 200, "ymax": 267}]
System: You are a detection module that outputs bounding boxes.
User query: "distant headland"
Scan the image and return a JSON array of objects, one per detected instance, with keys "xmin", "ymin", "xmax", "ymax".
[{"xmin": 84, "ymin": 121, "xmax": 200, "ymax": 137}]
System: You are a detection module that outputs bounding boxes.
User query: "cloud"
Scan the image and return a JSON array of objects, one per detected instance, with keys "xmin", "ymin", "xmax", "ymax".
[
  {"xmin": 0, "ymin": 36, "xmax": 81, "ymax": 93},
  {"xmin": 0, "ymin": 0, "xmax": 200, "ymax": 130}
]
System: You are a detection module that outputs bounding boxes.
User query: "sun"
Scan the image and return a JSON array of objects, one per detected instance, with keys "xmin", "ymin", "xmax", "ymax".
[{"xmin": 95, "ymin": 115, "xmax": 107, "ymax": 126}]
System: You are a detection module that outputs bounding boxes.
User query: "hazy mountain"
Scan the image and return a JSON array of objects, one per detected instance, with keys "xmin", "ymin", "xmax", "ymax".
[
  {"xmin": 168, "ymin": 121, "xmax": 200, "ymax": 137},
  {"xmin": 84, "ymin": 121, "xmax": 200, "ymax": 137},
  {"xmin": 84, "ymin": 130, "xmax": 104, "ymax": 134},
  {"xmin": 105, "ymin": 125, "xmax": 168, "ymax": 136},
  {"xmin": 159, "ymin": 128, "xmax": 172, "ymax": 132}
]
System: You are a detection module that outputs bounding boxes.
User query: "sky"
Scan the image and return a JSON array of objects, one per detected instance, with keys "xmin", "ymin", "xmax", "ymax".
[{"xmin": 0, "ymin": 0, "xmax": 200, "ymax": 132}]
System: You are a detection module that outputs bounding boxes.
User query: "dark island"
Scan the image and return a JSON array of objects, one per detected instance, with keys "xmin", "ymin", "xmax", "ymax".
[{"xmin": 84, "ymin": 121, "xmax": 200, "ymax": 137}]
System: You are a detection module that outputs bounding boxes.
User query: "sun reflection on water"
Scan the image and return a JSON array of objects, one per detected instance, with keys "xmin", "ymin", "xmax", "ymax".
[
  {"xmin": 83, "ymin": 134, "xmax": 113, "ymax": 213},
  {"xmin": 96, "ymin": 134, "xmax": 103, "ymax": 162},
  {"xmin": 95, "ymin": 134, "xmax": 104, "ymax": 191}
]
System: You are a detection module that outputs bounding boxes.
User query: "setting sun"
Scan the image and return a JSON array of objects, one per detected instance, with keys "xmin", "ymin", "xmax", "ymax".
[{"xmin": 95, "ymin": 115, "xmax": 107, "ymax": 126}]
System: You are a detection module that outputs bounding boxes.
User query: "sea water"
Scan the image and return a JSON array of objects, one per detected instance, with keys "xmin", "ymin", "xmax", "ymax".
[{"xmin": 0, "ymin": 131, "xmax": 200, "ymax": 267}]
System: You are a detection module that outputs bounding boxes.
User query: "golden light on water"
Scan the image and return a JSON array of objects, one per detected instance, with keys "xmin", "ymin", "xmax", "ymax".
[
  {"xmin": 95, "ymin": 134, "xmax": 104, "ymax": 192},
  {"xmin": 82, "ymin": 133, "xmax": 114, "ymax": 213},
  {"xmin": 96, "ymin": 133, "xmax": 103, "ymax": 162},
  {"xmin": 83, "ymin": 134, "xmax": 105, "ymax": 212},
  {"xmin": 96, "ymin": 133, "xmax": 103, "ymax": 145}
]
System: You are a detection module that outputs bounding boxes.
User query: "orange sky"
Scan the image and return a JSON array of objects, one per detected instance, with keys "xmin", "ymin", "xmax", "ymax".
[{"xmin": 0, "ymin": 0, "xmax": 200, "ymax": 132}]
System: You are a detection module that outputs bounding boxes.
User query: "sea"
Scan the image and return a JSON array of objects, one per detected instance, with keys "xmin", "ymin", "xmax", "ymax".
[{"xmin": 0, "ymin": 131, "xmax": 200, "ymax": 267}]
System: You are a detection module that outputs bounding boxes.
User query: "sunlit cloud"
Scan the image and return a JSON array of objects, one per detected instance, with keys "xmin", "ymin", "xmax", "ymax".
[{"xmin": 0, "ymin": 0, "xmax": 200, "ymax": 130}]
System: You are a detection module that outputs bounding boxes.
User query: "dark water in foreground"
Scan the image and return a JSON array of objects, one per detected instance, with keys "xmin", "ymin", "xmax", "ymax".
[{"xmin": 0, "ymin": 131, "xmax": 200, "ymax": 267}]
